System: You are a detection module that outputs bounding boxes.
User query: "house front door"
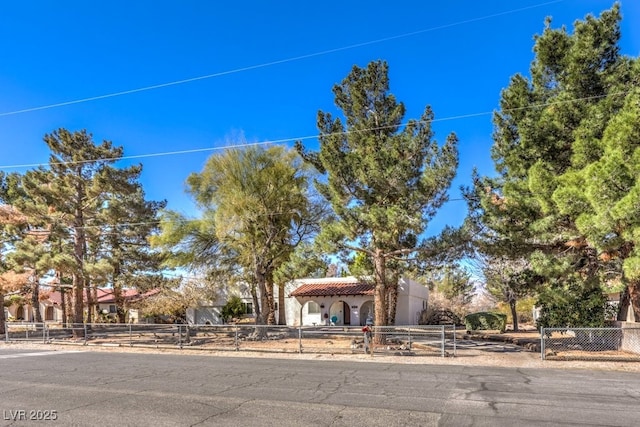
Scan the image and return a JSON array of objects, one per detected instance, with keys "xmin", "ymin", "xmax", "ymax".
[{"xmin": 343, "ymin": 302, "xmax": 350, "ymax": 325}]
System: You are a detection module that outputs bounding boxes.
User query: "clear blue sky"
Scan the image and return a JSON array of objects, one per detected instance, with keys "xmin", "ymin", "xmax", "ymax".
[{"xmin": 1, "ymin": 1, "xmax": 638, "ymax": 236}]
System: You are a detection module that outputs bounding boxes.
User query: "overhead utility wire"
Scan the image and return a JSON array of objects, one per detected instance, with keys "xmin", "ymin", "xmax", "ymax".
[
  {"xmin": 0, "ymin": 90, "xmax": 625, "ymax": 170},
  {"xmin": 0, "ymin": 0, "xmax": 564, "ymax": 118}
]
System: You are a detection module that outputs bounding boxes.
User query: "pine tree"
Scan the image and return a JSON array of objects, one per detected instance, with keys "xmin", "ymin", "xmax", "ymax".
[
  {"xmin": 94, "ymin": 177, "xmax": 166, "ymax": 322},
  {"xmin": 297, "ymin": 60, "xmax": 458, "ymax": 333},
  {"xmin": 467, "ymin": 5, "xmax": 637, "ymax": 323},
  {"xmin": 20, "ymin": 129, "xmax": 147, "ymax": 325}
]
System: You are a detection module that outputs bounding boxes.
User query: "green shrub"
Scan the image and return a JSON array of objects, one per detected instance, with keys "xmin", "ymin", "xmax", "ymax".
[
  {"xmin": 221, "ymin": 296, "xmax": 246, "ymax": 322},
  {"xmin": 535, "ymin": 276, "xmax": 606, "ymax": 329},
  {"xmin": 464, "ymin": 312, "xmax": 507, "ymax": 333}
]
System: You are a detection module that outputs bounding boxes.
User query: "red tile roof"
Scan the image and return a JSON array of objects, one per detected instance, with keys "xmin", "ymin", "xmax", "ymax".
[
  {"xmin": 47, "ymin": 291, "xmax": 62, "ymax": 305},
  {"xmin": 290, "ymin": 281, "xmax": 374, "ymax": 297},
  {"xmin": 96, "ymin": 288, "xmax": 143, "ymax": 303},
  {"xmin": 30, "ymin": 288, "xmax": 161, "ymax": 305}
]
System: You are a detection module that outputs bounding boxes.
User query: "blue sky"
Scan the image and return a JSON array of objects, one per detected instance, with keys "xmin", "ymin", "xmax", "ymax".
[{"xmin": 1, "ymin": 1, "xmax": 638, "ymax": 236}]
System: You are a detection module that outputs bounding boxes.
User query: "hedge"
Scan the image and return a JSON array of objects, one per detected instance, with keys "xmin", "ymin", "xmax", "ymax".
[{"xmin": 464, "ymin": 312, "xmax": 507, "ymax": 333}]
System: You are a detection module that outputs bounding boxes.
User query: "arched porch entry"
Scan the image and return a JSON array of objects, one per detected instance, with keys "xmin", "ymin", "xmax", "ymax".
[
  {"xmin": 328, "ymin": 301, "xmax": 351, "ymax": 325},
  {"xmin": 360, "ymin": 300, "xmax": 374, "ymax": 325},
  {"xmin": 16, "ymin": 305, "xmax": 25, "ymax": 321},
  {"xmin": 299, "ymin": 300, "xmax": 323, "ymax": 326}
]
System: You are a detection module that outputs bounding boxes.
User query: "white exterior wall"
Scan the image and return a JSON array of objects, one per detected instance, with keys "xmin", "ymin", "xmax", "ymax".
[
  {"xmin": 6, "ymin": 302, "xmax": 63, "ymax": 323},
  {"xmin": 186, "ymin": 281, "xmax": 254, "ymax": 325},
  {"xmin": 6, "ymin": 303, "xmax": 33, "ymax": 321},
  {"xmin": 186, "ymin": 306, "xmax": 223, "ymax": 325},
  {"xmin": 394, "ymin": 277, "xmax": 428, "ymax": 325},
  {"xmin": 42, "ymin": 303, "xmax": 63, "ymax": 322},
  {"xmin": 285, "ymin": 276, "xmax": 428, "ymax": 327},
  {"xmin": 285, "ymin": 294, "xmax": 374, "ymax": 327}
]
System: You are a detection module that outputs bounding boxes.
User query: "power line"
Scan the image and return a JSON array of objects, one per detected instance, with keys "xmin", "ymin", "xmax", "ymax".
[
  {"xmin": 0, "ymin": 0, "xmax": 564, "ymax": 118},
  {"xmin": 0, "ymin": 140, "xmax": 284, "ymax": 169},
  {"xmin": 0, "ymin": 90, "xmax": 626, "ymax": 170},
  {"xmin": 0, "ymin": 196, "xmax": 471, "ymax": 233}
]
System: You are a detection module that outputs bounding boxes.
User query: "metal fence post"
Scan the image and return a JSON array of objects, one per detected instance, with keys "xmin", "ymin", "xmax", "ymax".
[
  {"xmin": 298, "ymin": 325, "xmax": 302, "ymax": 353},
  {"xmin": 5, "ymin": 324, "xmax": 8, "ymax": 342},
  {"xmin": 129, "ymin": 323, "xmax": 133, "ymax": 347},
  {"xmin": 178, "ymin": 324, "xmax": 182, "ymax": 349},
  {"xmin": 453, "ymin": 324, "xmax": 457, "ymax": 357},
  {"xmin": 408, "ymin": 327, "xmax": 412, "ymax": 350},
  {"xmin": 43, "ymin": 323, "xmax": 46, "ymax": 344},
  {"xmin": 540, "ymin": 328, "xmax": 545, "ymax": 360},
  {"xmin": 441, "ymin": 325, "xmax": 445, "ymax": 357},
  {"xmin": 84, "ymin": 323, "xmax": 88, "ymax": 345},
  {"xmin": 235, "ymin": 324, "xmax": 239, "ymax": 351}
]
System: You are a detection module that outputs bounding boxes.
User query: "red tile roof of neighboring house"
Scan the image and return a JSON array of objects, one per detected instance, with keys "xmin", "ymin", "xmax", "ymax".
[
  {"xmin": 26, "ymin": 288, "xmax": 162, "ymax": 305},
  {"xmin": 96, "ymin": 288, "xmax": 142, "ymax": 303},
  {"xmin": 290, "ymin": 281, "xmax": 374, "ymax": 297},
  {"xmin": 46, "ymin": 291, "xmax": 62, "ymax": 305}
]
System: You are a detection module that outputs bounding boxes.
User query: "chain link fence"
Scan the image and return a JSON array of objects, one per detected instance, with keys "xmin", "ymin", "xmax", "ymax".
[
  {"xmin": 4, "ymin": 322, "xmax": 457, "ymax": 357},
  {"xmin": 541, "ymin": 327, "xmax": 640, "ymax": 361}
]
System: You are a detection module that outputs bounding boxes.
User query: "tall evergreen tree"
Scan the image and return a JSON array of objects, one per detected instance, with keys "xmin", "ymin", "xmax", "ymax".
[
  {"xmin": 0, "ymin": 173, "xmax": 30, "ymax": 333},
  {"xmin": 19, "ymin": 129, "xmax": 150, "ymax": 324},
  {"xmin": 95, "ymin": 179, "xmax": 167, "ymax": 322},
  {"xmin": 297, "ymin": 60, "xmax": 458, "ymax": 332},
  {"xmin": 466, "ymin": 5, "xmax": 637, "ymax": 323}
]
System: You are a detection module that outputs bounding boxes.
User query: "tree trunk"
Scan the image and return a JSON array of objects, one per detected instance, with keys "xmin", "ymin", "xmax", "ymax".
[
  {"xmin": 72, "ymin": 278, "xmax": 84, "ymax": 325},
  {"xmin": 252, "ymin": 263, "xmax": 270, "ymax": 339},
  {"xmin": 72, "ymin": 244, "xmax": 85, "ymax": 324},
  {"xmin": 60, "ymin": 287, "xmax": 67, "ymax": 328},
  {"xmin": 0, "ymin": 291, "xmax": 5, "ymax": 335},
  {"xmin": 265, "ymin": 276, "xmax": 276, "ymax": 325},
  {"xmin": 85, "ymin": 284, "xmax": 94, "ymax": 324},
  {"xmin": 386, "ymin": 273, "xmax": 399, "ymax": 326},
  {"xmin": 250, "ymin": 283, "xmax": 260, "ymax": 321},
  {"xmin": 509, "ymin": 299, "xmax": 519, "ymax": 332},
  {"xmin": 114, "ymin": 277, "xmax": 126, "ymax": 323},
  {"xmin": 72, "ymin": 185, "xmax": 87, "ymax": 327},
  {"xmin": 373, "ymin": 249, "xmax": 387, "ymax": 345},
  {"xmin": 618, "ymin": 282, "xmax": 640, "ymax": 322},
  {"xmin": 31, "ymin": 274, "xmax": 42, "ymax": 323},
  {"xmin": 277, "ymin": 282, "xmax": 286, "ymax": 325},
  {"xmin": 256, "ymin": 270, "xmax": 268, "ymax": 326},
  {"xmin": 92, "ymin": 285, "xmax": 100, "ymax": 322}
]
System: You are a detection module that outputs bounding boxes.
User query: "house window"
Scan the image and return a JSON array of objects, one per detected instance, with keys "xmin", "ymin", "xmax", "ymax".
[
  {"xmin": 244, "ymin": 303, "xmax": 253, "ymax": 315},
  {"xmin": 109, "ymin": 305, "xmax": 117, "ymax": 314},
  {"xmin": 308, "ymin": 302, "xmax": 320, "ymax": 314},
  {"xmin": 274, "ymin": 302, "xmax": 278, "ymax": 311}
]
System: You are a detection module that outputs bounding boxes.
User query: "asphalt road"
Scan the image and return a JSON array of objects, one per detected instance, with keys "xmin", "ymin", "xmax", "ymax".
[{"xmin": 1, "ymin": 347, "xmax": 639, "ymax": 426}]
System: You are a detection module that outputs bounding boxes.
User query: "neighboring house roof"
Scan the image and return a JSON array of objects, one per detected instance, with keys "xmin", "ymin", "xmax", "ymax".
[
  {"xmin": 97, "ymin": 288, "xmax": 151, "ymax": 303},
  {"xmin": 11, "ymin": 288, "xmax": 162, "ymax": 306},
  {"xmin": 46, "ymin": 291, "xmax": 62, "ymax": 305},
  {"xmin": 290, "ymin": 277, "xmax": 374, "ymax": 297}
]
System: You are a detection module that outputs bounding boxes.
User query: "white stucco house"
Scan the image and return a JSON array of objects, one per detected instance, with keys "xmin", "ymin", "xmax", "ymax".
[
  {"xmin": 186, "ymin": 276, "xmax": 428, "ymax": 327},
  {"xmin": 185, "ymin": 282, "xmax": 254, "ymax": 325},
  {"xmin": 284, "ymin": 276, "xmax": 428, "ymax": 326}
]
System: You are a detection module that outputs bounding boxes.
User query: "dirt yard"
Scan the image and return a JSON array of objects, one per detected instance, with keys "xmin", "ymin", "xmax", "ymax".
[{"xmin": 4, "ymin": 330, "xmax": 640, "ymax": 373}]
